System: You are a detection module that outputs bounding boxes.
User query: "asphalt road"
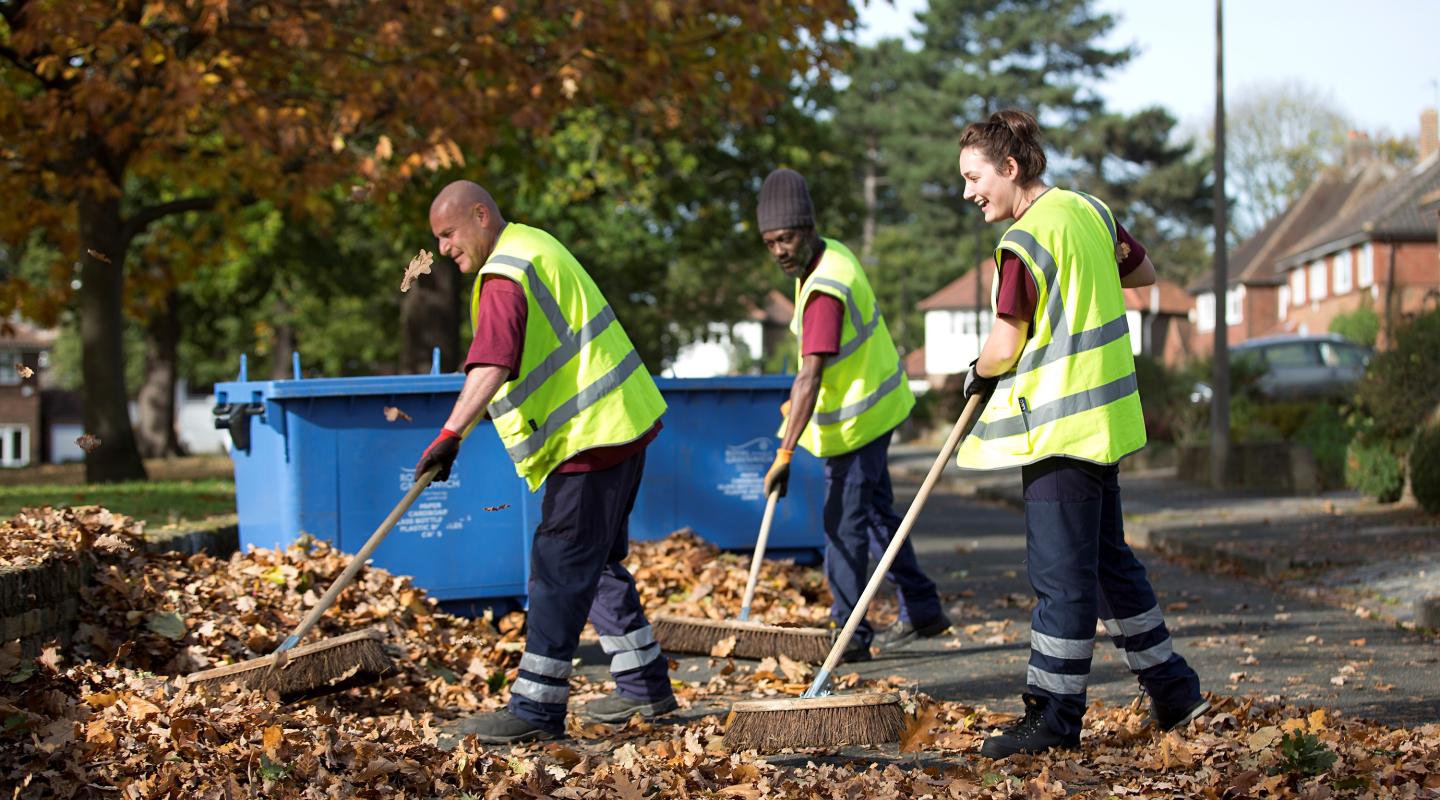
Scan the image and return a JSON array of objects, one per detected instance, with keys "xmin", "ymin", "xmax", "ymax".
[{"xmin": 579, "ymin": 475, "xmax": 1440, "ymax": 729}]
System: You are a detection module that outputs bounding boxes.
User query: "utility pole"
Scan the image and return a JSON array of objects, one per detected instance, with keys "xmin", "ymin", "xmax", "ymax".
[{"xmin": 1210, "ymin": 0, "xmax": 1231, "ymax": 488}]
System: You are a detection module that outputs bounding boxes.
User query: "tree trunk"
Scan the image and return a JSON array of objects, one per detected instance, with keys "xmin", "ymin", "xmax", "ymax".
[
  {"xmin": 135, "ymin": 290, "xmax": 186, "ymax": 458},
  {"xmin": 400, "ymin": 252, "xmax": 461, "ymax": 374},
  {"xmin": 77, "ymin": 191, "xmax": 148, "ymax": 482},
  {"xmin": 270, "ymin": 296, "xmax": 296, "ymax": 380}
]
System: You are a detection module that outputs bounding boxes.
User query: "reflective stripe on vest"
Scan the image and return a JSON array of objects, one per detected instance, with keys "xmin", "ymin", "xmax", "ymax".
[
  {"xmin": 958, "ymin": 189, "xmax": 1145, "ymax": 468},
  {"xmin": 788, "ymin": 238, "xmax": 914, "ymax": 458}
]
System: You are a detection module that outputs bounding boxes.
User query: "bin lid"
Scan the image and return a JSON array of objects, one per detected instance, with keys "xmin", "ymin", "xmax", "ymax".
[{"xmin": 217, "ymin": 373, "xmax": 797, "ymax": 400}]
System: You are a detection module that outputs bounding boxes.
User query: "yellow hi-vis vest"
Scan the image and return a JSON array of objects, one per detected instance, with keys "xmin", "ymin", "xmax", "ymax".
[
  {"xmin": 783, "ymin": 238, "xmax": 915, "ymax": 458},
  {"xmin": 472, "ymin": 223, "xmax": 666, "ymax": 490},
  {"xmin": 956, "ymin": 189, "xmax": 1146, "ymax": 470}
]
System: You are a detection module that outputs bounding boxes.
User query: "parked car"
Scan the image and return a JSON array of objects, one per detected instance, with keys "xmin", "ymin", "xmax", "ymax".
[{"xmin": 1190, "ymin": 334, "xmax": 1373, "ymax": 403}]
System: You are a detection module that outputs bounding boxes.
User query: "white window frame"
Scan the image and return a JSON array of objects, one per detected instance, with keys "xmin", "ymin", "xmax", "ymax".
[
  {"xmin": 1333, "ymin": 250, "xmax": 1353, "ymax": 295},
  {"xmin": 1308, "ymin": 259, "xmax": 1328, "ymax": 301},
  {"xmin": 1196, "ymin": 292, "xmax": 1215, "ymax": 332},
  {"xmin": 1290, "ymin": 268, "xmax": 1306, "ymax": 305},
  {"xmin": 1278, "ymin": 285, "xmax": 1290, "ymax": 320},
  {"xmin": 0, "ymin": 350, "xmax": 19, "ymax": 386},
  {"xmin": 1225, "ymin": 286, "xmax": 1245, "ymax": 325},
  {"xmin": 0, "ymin": 424, "xmax": 30, "ymax": 468},
  {"xmin": 1358, "ymin": 242, "xmax": 1374, "ymax": 288}
]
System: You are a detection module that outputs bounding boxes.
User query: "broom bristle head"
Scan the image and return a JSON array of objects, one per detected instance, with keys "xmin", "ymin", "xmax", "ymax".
[
  {"xmin": 723, "ymin": 693, "xmax": 904, "ymax": 751},
  {"xmin": 653, "ymin": 615, "xmax": 833, "ymax": 662},
  {"xmin": 183, "ymin": 629, "xmax": 392, "ymax": 700}
]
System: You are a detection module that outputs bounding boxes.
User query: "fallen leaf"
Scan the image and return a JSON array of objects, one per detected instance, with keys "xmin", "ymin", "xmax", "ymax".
[
  {"xmin": 611, "ymin": 773, "xmax": 645, "ymax": 800},
  {"xmin": 262, "ymin": 725, "xmax": 283, "ymax": 757},
  {"xmin": 710, "ymin": 636, "xmax": 736, "ymax": 658},
  {"xmin": 383, "ymin": 406, "xmax": 412, "ymax": 423},
  {"xmin": 145, "ymin": 611, "xmax": 187, "ymax": 640},
  {"xmin": 900, "ymin": 703, "xmax": 943, "ymax": 753},
  {"xmin": 401, "ymin": 249, "xmax": 434, "ymax": 293}
]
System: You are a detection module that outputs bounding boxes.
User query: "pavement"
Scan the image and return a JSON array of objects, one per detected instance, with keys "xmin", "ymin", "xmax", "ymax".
[{"xmin": 570, "ymin": 444, "xmax": 1440, "ymax": 735}]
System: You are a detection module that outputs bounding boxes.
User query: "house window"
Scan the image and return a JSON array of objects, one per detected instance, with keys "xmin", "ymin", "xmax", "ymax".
[
  {"xmin": 1289, "ymin": 268, "xmax": 1305, "ymax": 305},
  {"xmin": 0, "ymin": 424, "xmax": 29, "ymax": 468},
  {"xmin": 1225, "ymin": 286, "xmax": 1244, "ymax": 325},
  {"xmin": 1333, "ymin": 250, "xmax": 1353, "ymax": 295},
  {"xmin": 1358, "ymin": 242, "xmax": 1374, "ymax": 288},
  {"xmin": 1196, "ymin": 292, "xmax": 1215, "ymax": 332},
  {"xmin": 0, "ymin": 350, "xmax": 19, "ymax": 386},
  {"xmin": 1278, "ymin": 285, "xmax": 1290, "ymax": 320},
  {"xmin": 1308, "ymin": 259, "xmax": 1327, "ymax": 300},
  {"xmin": 958, "ymin": 312, "xmax": 974, "ymax": 337}
]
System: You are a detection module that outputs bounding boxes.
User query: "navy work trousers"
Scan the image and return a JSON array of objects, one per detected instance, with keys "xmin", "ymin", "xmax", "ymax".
[
  {"xmin": 508, "ymin": 450, "xmax": 673, "ymax": 733},
  {"xmin": 1022, "ymin": 456, "xmax": 1202, "ymax": 737},
  {"xmin": 823, "ymin": 430, "xmax": 942, "ymax": 647}
]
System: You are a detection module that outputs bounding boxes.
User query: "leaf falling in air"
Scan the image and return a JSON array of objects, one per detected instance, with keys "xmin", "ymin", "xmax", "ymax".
[
  {"xmin": 75, "ymin": 433, "xmax": 101, "ymax": 452},
  {"xmin": 383, "ymin": 406, "xmax": 412, "ymax": 423},
  {"xmin": 482, "ymin": 504, "xmax": 511, "ymax": 512},
  {"xmin": 16, "ymin": 363, "xmax": 34, "ymax": 379},
  {"xmin": 401, "ymin": 249, "xmax": 434, "ymax": 293},
  {"xmin": 86, "ymin": 248, "xmax": 111, "ymax": 263}
]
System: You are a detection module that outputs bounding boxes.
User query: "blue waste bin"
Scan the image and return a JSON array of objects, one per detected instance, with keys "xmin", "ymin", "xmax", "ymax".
[{"xmin": 214, "ymin": 362, "xmax": 825, "ymax": 611}]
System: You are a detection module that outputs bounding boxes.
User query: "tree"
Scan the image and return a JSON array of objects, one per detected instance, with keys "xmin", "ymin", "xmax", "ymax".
[
  {"xmin": 833, "ymin": 0, "xmax": 1133, "ymax": 353},
  {"xmin": 0, "ymin": 0, "xmax": 852, "ymax": 481},
  {"xmin": 1226, "ymin": 81, "xmax": 1351, "ymax": 238}
]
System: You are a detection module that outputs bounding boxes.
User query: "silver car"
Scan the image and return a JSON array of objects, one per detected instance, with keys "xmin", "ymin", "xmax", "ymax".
[{"xmin": 1191, "ymin": 334, "xmax": 1373, "ymax": 402}]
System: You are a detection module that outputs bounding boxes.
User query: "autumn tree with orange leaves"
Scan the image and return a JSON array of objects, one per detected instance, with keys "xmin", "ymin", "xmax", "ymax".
[{"xmin": 0, "ymin": 0, "xmax": 852, "ymax": 482}]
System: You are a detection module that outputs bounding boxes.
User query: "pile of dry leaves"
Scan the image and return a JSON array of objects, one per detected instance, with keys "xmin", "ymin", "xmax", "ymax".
[{"xmin": 4, "ymin": 507, "xmax": 1440, "ymax": 798}]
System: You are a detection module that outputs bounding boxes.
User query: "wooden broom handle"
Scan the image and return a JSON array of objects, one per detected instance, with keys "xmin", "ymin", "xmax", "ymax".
[
  {"xmin": 738, "ymin": 490, "xmax": 781, "ymax": 621},
  {"xmin": 808, "ymin": 393, "xmax": 985, "ymax": 692},
  {"xmin": 273, "ymin": 468, "xmax": 437, "ymax": 654}
]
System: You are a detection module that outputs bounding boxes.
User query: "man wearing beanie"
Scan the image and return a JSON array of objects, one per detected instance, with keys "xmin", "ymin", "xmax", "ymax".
[{"xmin": 757, "ymin": 168, "xmax": 951, "ymax": 660}]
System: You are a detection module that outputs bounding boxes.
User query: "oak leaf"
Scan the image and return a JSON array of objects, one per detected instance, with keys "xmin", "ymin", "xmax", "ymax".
[{"xmin": 402, "ymin": 249, "xmax": 434, "ymax": 293}]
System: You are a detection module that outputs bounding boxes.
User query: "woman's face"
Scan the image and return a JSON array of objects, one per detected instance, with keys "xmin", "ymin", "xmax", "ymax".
[{"xmin": 959, "ymin": 147, "xmax": 1021, "ymax": 223}]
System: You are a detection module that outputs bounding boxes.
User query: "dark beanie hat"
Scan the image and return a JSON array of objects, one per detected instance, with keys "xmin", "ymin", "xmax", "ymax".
[{"xmin": 757, "ymin": 168, "xmax": 815, "ymax": 232}]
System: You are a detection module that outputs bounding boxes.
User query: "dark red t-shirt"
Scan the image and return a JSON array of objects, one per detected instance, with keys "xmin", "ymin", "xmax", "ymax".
[
  {"xmin": 994, "ymin": 220, "xmax": 1147, "ymax": 322},
  {"xmin": 465, "ymin": 276, "xmax": 660, "ymax": 473},
  {"xmin": 800, "ymin": 294, "xmax": 843, "ymax": 357}
]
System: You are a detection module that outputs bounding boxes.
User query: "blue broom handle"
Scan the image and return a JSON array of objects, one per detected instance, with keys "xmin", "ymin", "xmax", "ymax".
[
  {"xmin": 273, "ymin": 468, "xmax": 438, "ymax": 655},
  {"xmin": 737, "ymin": 490, "xmax": 781, "ymax": 621},
  {"xmin": 804, "ymin": 393, "xmax": 984, "ymax": 697}
]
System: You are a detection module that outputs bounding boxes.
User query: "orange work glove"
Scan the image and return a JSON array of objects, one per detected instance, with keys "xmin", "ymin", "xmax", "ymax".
[{"xmin": 763, "ymin": 447, "xmax": 793, "ymax": 498}]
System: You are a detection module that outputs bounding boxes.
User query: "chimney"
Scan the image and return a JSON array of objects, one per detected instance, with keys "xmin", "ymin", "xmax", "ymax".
[{"xmin": 1422, "ymin": 108, "xmax": 1439, "ymax": 162}]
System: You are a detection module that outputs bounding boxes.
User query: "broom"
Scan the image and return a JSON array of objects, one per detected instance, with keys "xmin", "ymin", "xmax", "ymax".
[
  {"xmin": 653, "ymin": 490, "xmax": 833, "ymax": 662},
  {"xmin": 182, "ymin": 469, "xmax": 439, "ymax": 698},
  {"xmin": 724, "ymin": 393, "xmax": 984, "ymax": 751}
]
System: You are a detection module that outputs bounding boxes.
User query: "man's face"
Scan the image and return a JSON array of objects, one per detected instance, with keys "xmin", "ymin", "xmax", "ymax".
[
  {"xmin": 430, "ymin": 201, "xmax": 491, "ymax": 273},
  {"xmin": 761, "ymin": 227, "xmax": 818, "ymax": 279}
]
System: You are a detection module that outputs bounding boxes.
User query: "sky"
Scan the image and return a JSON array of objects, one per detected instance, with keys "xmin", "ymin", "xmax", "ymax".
[{"xmin": 855, "ymin": 0, "xmax": 1440, "ymax": 140}]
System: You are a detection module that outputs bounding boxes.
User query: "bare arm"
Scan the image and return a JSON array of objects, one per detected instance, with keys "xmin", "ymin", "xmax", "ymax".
[
  {"xmin": 443, "ymin": 364, "xmax": 511, "ymax": 434},
  {"xmin": 1121, "ymin": 255, "xmax": 1157, "ymax": 289},
  {"xmin": 780, "ymin": 354, "xmax": 826, "ymax": 451},
  {"xmin": 976, "ymin": 314, "xmax": 1030, "ymax": 378}
]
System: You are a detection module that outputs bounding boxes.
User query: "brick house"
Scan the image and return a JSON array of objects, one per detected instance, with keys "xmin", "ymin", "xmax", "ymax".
[
  {"xmin": 1187, "ymin": 158, "xmax": 1396, "ymax": 355},
  {"xmin": 1272, "ymin": 146, "xmax": 1440, "ymax": 343},
  {"xmin": 0, "ymin": 319, "xmax": 56, "ymax": 468}
]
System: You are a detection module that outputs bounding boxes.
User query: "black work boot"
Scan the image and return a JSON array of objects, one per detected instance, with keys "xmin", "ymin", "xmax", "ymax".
[
  {"xmin": 876, "ymin": 612, "xmax": 954, "ymax": 650},
  {"xmin": 582, "ymin": 692, "xmax": 679, "ymax": 723},
  {"xmin": 1152, "ymin": 696, "xmax": 1210, "ymax": 732},
  {"xmin": 452, "ymin": 709, "xmax": 561, "ymax": 744},
  {"xmin": 979, "ymin": 693, "xmax": 1080, "ymax": 759}
]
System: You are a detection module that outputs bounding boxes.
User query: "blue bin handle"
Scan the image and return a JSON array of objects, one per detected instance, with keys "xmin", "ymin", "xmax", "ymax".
[{"xmin": 213, "ymin": 401, "xmax": 265, "ymax": 451}]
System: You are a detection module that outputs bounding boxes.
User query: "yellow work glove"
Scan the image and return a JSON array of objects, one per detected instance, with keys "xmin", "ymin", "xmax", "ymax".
[
  {"xmin": 764, "ymin": 448, "xmax": 792, "ymax": 499},
  {"xmin": 780, "ymin": 399, "xmax": 791, "ymax": 418}
]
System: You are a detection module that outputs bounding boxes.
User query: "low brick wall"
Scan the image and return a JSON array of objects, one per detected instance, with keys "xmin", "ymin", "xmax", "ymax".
[
  {"xmin": 1, "ymin": 516, "xmax": 239, "ymax": 658},
  {"xmin": 1176, "ymin": 443, "xmax": 1321, "ymax": 494}
]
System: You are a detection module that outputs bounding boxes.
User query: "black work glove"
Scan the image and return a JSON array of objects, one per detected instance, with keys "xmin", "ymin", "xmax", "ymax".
[
  {"xmin": 416, "ymin": 428, "xmax": 461, "ymax": 482},
  {"xmin": 763, "ymin": 449, "xmax": 792, "ymax": 499},
  {"xmin": 962, "ymin": 359, "xmax": 1000, "ymax": 405}
]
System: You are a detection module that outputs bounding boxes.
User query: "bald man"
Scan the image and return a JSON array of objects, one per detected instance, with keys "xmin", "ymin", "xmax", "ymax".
[{"xmin": 415, "ymin": 181, "xmax": 674, "ymax": 743}]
